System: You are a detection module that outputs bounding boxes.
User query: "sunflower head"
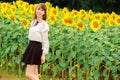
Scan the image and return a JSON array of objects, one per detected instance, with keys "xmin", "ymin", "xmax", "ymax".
[
  {"xmin": 62, "ymin": 7, "xmax": 68, "ymax": 15},
  {"xmin": 79, "ymin": 9, "xmax": 86, "ymax": 18},
  {"xmin": 107, "ymin": 19, "xmax": 114, "ymax": 26},
  {"xmin": 16, "ymin": 1, "xmax": 24, "ymax": 7},
  {"xmin": 45, "ymin": 2, "xmax": 51, "ymax": 8},
  {"xmin": 10, "ymin": 5, "xmax": 16, "ymax": 14},
  {"xmin": 88, "ymin": 10, "xmax": 94, "ymax": 20},
  {"xmin": 76, "ymin": 20, "xmax": 85, "ymax": 31},
  {"xmin": 49, "ymin": 14, "xmax": 56, "ymax": 24},
  {"xmin": 1, "ymin": 9, "xmax": 8, "ymax": 18},
  {"xmin": 62, "ymin": 15, "xmax": 73, "ymax": 27},
  {"xmin": 1, "ymin": 2, "xmax": 8, "ymax": 9},
  {"xmin": 115, "ymin": 16, "xmax": 120, "ymax": 26},
  {"xmin": 51, "ymin": 7, "xmax": 58, "ymax": 16},
  {"xmin": 110, "ymin": 12, "xmax": 117, "ymax": 20},
  {"xmin": 95, "ymin": 13, "xmax": 102, "ymax": 20},
  {"xmin": 90, "ymin": 19, "xmax": 101, "ymax": 32},
  {"xmin": 71, "ymin": 9, "xmax": 78, "ymax": 17},
  {"xmin": 29, "ymin": 4, "xmax": 36, "ymax": 13},
  {"xmin": 21, "ymin": 18, "xmax": 30, "ymax": 29}
]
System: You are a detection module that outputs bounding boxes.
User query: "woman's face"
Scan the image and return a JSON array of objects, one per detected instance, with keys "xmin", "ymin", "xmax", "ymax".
[{"xmin": 36, "ymin": 6, "xmax": 45, "ymax": 19}]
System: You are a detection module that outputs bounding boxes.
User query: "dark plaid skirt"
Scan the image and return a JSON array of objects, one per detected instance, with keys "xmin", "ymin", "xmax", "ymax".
[{"xmin": 21, "ymin": 41, "xmax": 43, "ymax": 65}]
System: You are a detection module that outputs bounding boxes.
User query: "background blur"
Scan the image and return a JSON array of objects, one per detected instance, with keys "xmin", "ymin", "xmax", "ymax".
[{"xmin": 1, "ymin": 0, "xmax": 120, "ymax": 14}]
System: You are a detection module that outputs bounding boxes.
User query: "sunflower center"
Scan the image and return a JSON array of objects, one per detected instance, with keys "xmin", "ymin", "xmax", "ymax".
[
  {"xmin": 117, "ymin": 19, "xmax": 120, "ymax": 23},
  {"xmin": 78, "ymin": 22, "xmax": 83, "ymax": 28},
  {"xmin": 22, "ymin": 20, "xmax": 27, "ymax": 26},
  {"xmin": 50, "ymin": 16, "xmax": 55, "ymax": 21},
  {"xmin": 12, "ymin": 8, "xmax": 16, "ymax": 12},
  {"xmin": 64, "ymin": 18, "xmax": 68, "ymax": 23},
  {"xmin": 53, "ymin": 10, "xmax": 57, "ymax": 15},
  {"xmin": 10, "ymin": 16, "xmax": 15, "ymax": 20},
  {"xmin": 93, "ymin": 22, "xmax": 98, "ymax": 28}
]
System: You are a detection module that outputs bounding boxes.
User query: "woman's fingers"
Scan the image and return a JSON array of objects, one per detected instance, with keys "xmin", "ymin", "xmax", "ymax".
[{"xmin": 41, "ymin": 54, "xmax": 45, "ymax": 64}]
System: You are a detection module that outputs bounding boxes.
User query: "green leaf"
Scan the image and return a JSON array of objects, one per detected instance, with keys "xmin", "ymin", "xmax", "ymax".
[
  {"xmin": 68, "ymin": 51, "xmax": 76, "ymax": 62},
  {"xmin": 59, "ymin": 61, "xmax": 68, "ymax": 71},
  {"xmin": 103, "ymin": 70, "xmax": 107, "ymax": 77},
  {"xmin": 93, "ymin": 70, "xmax": 100, "ymax": 80},
  {"xmin": 69, "ymin": 66, "xmax": 75, "ymax": 76},
  {"xmin": 107, "ymin": 56, "xmax": 114, "ymax": 61},
  {"xmin": 5, "ymin": 47, "xmax": 11, "ymax": 54},
  {"xmin": 42, "ymin": 64, "xmax": 48, "ymax": 72},
  {"xmin": 1, "ymin": 50, "xmax": 5, "ymax": 58},
  {"xmin": 10, "ymin": 45, "xmax": 18, "ymax": 56},
  {"xmin": 93, "ymin": 56, "xmax": 100, "ymax": 66},
  {"xmin": 84, "ymin": 62, "xmax": 89, "ymax": 69},
  {"xmin": 55, "ymin": 50, "xmax": 61, "ymax": 59},
  {"xmin": 112, "ymin": 71, "xmax": 117, "ymax": 79},
  {"xmin": 15, "ymin": 56, "xmax": 21, "ymax": 64},
  {"xmin": 52, "ymin": 65, "xmax": 58, "ymax": 77},
  {"xmin": 118, "ymin": 65, "xmax": 120, "ymax": 71},
  {"xmin": 46, "ymin": 53, "xmax": 51, "ymax": 61}
]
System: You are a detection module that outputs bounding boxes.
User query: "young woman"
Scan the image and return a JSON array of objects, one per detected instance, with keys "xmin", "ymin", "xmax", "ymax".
[{"xmin": 21, "ymin": 3, "xmax": 49, "ymax": 80}]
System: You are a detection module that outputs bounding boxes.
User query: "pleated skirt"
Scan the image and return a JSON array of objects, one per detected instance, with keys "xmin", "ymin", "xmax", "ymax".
[{"xmin": 21, "ymin": 41, "xmax": 43, "ymax": 65}]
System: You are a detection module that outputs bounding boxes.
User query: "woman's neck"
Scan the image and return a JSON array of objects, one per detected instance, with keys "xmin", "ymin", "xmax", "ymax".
[{"xmin": 36, "ymin": 18, "xmax": 43, "ymax": 22}]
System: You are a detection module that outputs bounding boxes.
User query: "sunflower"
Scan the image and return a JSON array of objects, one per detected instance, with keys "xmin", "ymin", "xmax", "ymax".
[
  {"xmin": 45, "ymin": 2, "xmax": 51, "ymax": 8},
  {"xmin": 7, "ymin": 14, "xmax": 18, "ymax": 23},
  {"xmin": 95, "ymin": 13, "xmax": 103, "ymax": 20},
  {"xmin": 29, "ymin": 4, "xmax": 36, "ymax": 14},
  {"xmin": 62, "ymin": 15, "xmax": 73, "ymax": 27},
  {"xmin": 16, "ymin": 1, "xmax": 24, "ymax": 7},
  {"xmin": 107, "ymin": 18, "xmax": 114, "ymax": 26},
  {"xmin": 102, "ymin": 13, "xmax": 110, "ymax": 21},
  {"xmin": 23, "ymin": 2, "xmax": 29, "ymax": 12},
  {"xmin": 62, "ymin": 7, "xmax": 68, "ymax": 15},
  {"xmin": 51, "ymin": 7, "xmax": 58, "ymax": 16},
  {"xmin": 21, "ymin": 18, "xmax": 30, "ymax": 29},
  {"xmin": 110, "ymin": 12, "xmax": 117, "ymax": 20},
  {"xmin": 76, "ymin": 20, "xmax": 85, "ymax": 31},
  {"xmin": 45, "ymin": 2, "xmax": 51, "ymax": 15},
  {"xmin": 1, "ymin": 9, "xmax": 8, "ymax": 18},
  {"xmin": 88, "ymin": 10, "xmax": 94, "ymax": 20},
  {"xmin": 1, "ymin": 2, "xmax": 8, "ymax": 9},
  {"xmin": 10, "ymin": 5, "xmax": 16, "ymax": 14},
  {"xmin": 67, "ymin": 18, "xmax": 73, "ymax": 27},
  {"xmin": 62, "ymin": 16, "xmax": 69, "ymax": 26},
  {"xmin": 71, "ymin": 9, "xmax": 78, "ymax": 18},
  {"xmin": 115, "ymin": 16, "xmax": 120, "ymax": 26},
  {"xmin": 90, "ymin": 19, "xmax": 101, "ymax": 32},
  {"xmin": 79, "ymin": 9, "xmax": 86, "ymax": 19},
  {"xmin": 49, "ymin": 14, "xmax": 57, "ymax": 24}
]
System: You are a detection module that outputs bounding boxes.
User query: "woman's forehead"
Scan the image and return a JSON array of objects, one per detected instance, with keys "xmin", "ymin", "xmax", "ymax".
[{"xmin": 37, "ymin": 5, "xmax": 42, "ymax": 8}]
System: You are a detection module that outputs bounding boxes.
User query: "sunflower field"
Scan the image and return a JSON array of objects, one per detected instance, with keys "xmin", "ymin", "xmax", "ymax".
[{"xmin": 0, "ymin": 0, "xmax": 120, "ymax": 80}]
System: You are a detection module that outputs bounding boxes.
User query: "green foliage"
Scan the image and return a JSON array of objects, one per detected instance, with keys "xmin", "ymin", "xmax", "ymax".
[
  {"xmin": 1, "ymin": 17, "xmax": 120, "ymax": 79},
  {"xmin": 0, "ymin": 18, "xmax": 28, "ymax": 75}
]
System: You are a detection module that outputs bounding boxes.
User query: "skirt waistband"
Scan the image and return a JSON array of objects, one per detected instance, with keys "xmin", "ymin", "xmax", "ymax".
[{"xmin": 29, "ymin": 41, "xmax": 42, "ymax": 45}]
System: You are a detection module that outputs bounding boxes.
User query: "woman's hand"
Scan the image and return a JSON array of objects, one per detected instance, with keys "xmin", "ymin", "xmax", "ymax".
[{"xmin": 41, "ymin": 54, "xmax": 45, "ymax": 64}]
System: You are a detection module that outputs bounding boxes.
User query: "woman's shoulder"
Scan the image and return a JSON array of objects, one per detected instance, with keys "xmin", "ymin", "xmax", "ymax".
[
  {"xmin": 42, "ymin": 21, "xmax": 49, "ymax": 26},
  {"xmin": 38, "ymin": 21, "xmax": 49, "ymax": 32}
]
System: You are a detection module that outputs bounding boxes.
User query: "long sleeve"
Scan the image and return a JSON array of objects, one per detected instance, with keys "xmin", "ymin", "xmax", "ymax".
[{"xmin": 41, "ymin": 30, "xmax": 49, "ymax": 55}]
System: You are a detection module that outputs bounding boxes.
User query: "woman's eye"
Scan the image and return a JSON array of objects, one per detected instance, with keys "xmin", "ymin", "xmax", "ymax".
[
  {"xmin": 37, "ymin": 8, "xmax": 40, "ymax": 10},
  {"xmin": 36, "ymin": 7, "xmax": 43, "ymax": 11}
]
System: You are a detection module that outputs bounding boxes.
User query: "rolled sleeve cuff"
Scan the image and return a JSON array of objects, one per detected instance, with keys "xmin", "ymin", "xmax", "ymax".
[{"xmin": 42, "ymin": 48, "xmax": 49, "ymax": 55}]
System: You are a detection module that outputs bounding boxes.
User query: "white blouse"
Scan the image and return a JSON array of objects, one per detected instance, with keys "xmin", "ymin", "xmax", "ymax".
[{"xmin": 28, "ymin": 20, "xmax": 49, "ymax": 55}]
